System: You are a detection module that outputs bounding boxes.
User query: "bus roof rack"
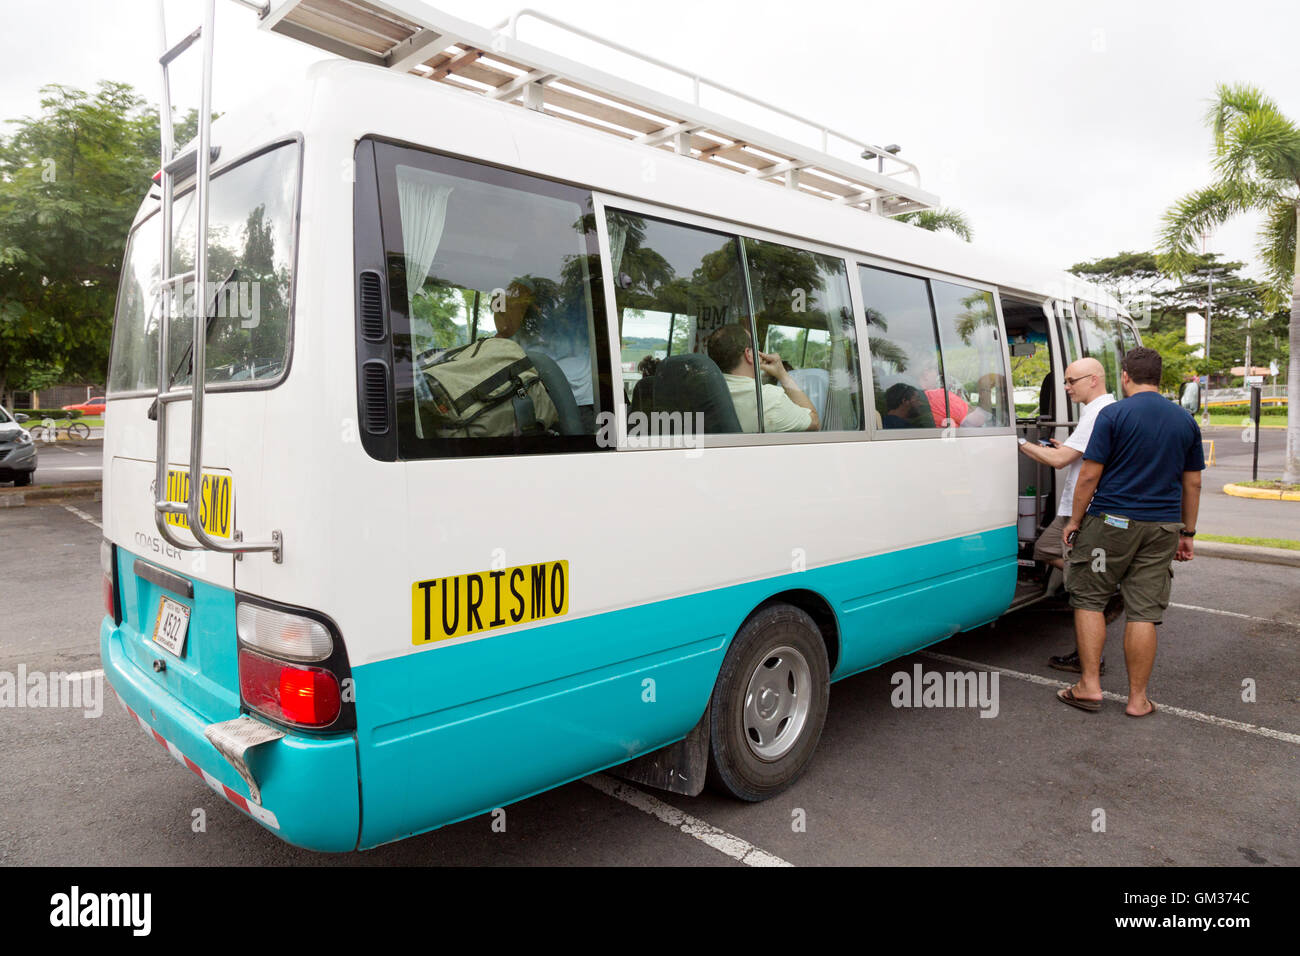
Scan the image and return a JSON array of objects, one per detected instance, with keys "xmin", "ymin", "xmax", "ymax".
[{"xmin": 257, "ymin": 1, "xmax": 939, "ymax": 215}]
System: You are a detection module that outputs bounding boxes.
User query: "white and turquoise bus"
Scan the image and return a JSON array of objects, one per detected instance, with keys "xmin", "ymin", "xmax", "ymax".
[{"xmin": 100, "ymin": 2, "xmax": 1140, "ymax": 851}]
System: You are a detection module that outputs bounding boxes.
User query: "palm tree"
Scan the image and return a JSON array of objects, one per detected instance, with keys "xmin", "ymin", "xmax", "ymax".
[
  {"xmin": 891, "ymin": 207, "xmax": 973, "ymax": 242},
  {"xmin": 1159, "ymin": 83, "xmax": 1300, "ymax": 483}
]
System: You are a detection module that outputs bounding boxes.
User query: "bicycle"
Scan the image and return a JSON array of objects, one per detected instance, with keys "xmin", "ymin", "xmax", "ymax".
[{"xmin": 29, "ymin": 418, "xmax": 91, "ymax": 442}]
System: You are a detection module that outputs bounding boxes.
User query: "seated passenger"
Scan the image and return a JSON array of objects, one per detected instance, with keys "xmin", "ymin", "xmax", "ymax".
[
  {"xmin": 417, "ymin": 276, "xmax": 559, "ymax": 438},
  {"xmin": 705, "ymin": 324, "xmax": 819, "ymax": 432},
  {"xmin": 917, "ymin": 360, "xmax": 970, "ymax": 426},
  {"xmin": 492, "ymin": 277, "xmax": 537, "ymax": 339},
  {"xmin": 503, "ymin": 278, "xmax": 595, "ymax": 431},
  {"xmin": 882, "ymin": 383, "xmax": 927, "ymax": 428}
]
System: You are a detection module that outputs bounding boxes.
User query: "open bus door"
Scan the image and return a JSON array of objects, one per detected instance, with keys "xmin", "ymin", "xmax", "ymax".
[{"xmin": 1004, "ymin": 295, "xmax": 1075, "ymax": 609}]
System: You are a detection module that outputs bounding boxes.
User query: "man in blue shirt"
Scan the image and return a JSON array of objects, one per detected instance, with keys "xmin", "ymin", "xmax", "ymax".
[{"xmin": 1057, "ymin": 347, "xmax": 1204, "ymax": 717}]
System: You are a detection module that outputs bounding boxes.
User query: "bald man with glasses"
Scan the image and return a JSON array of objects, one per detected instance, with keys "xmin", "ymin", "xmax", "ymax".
[{"xmin": 1018, "ymin": 358, "xmax": 1118, "ymax": 670}]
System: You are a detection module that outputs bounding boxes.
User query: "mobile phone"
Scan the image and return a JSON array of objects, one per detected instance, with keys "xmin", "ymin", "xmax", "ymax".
[{"xmin": 1037, "ymin": 439, "xmax": 1054, "ymax": 447}]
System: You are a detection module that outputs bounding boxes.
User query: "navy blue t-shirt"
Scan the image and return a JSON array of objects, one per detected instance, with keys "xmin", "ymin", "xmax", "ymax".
[{"xmin": 1083, "ymin": 391, "xmax": 1205, "ymax": 522}]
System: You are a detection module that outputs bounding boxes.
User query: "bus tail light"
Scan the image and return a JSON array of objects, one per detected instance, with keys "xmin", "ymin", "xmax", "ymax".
[
  {"xmin": 101, "ymin": 539, "xmax": 120, "ymax": 625},
  {"xmin": 236, "ymin": 602, "xmax": 333, "ymax": 661},
  {"xmin": 239, "ymin": 649, "xmax": 342, "ymax": 728},
  {"xmin": 234, "ymin": 597, "xmax": 353, "ymax": 732}
]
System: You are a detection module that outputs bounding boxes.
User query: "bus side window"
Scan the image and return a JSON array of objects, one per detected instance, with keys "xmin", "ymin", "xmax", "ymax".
[
  {"xmin": 742, "ymin": 238, "xmax": 863, "ymax": 432},
  {"xmin": 859, "ymin": 265, "xmax": 946, "ymax": 433},
  {"xmin": 1118, "ymin": 318, "xmax": 1139, "ymax": 355},
  {"xmin": 931, "ymin": 281, "xmax": 1009, "ymax": 428},
  {"xmin": 606, "ymin": 210, "xmax": 751, "ymax": 434},
  {"xmin": 1077, "ymin": 300, "xmax": 1124, "ymax": 402},
  {"xmin": 375, "ymin": 145, "xmax": 613, "ymax": 455},
  {"xmin": 1055, "ymin": 301, "xmax": 1082, "ymax": 421}
]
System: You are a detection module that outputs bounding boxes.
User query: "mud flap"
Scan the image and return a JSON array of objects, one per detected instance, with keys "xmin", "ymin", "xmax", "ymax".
[{"xmin": 609, "ymin": 706, "xmax": 710, "ymax": 796}]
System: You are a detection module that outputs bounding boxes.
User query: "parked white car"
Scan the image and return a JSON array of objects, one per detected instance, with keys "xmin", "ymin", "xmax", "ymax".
[{"xmin": 0, "ymin": 405, "xmax": 37, "ymax": 486}]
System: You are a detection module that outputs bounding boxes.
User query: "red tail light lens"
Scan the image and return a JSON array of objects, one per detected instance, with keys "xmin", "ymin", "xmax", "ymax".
[
  {"xmin": 100, "ymin": 539, "xmax": 119, "ymax": 623},
  {"xmin": 239, "ymin": 649, "xmax": 341, "ymax": 728}
]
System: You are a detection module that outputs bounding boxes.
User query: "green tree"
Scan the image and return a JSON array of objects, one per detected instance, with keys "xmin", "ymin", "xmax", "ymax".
[
  {"xmin": 891, "ymin": 207, "xmax": 973, "ymax": 242},
  {"xmin": 1158, "ymin": 83, "xmax": 1300, "ymax": 481},
  {"xmin": 411, "ymin": 283, "xmax": 470, "ymax": 348},
  {"xmin": 1142, "ymin": 329, "xmax": 1203, "ymax": 393},
  {"xmin": 1069, "ymin": 250, "xmax": 1286, "ymax": 378},
  {"xmin": 0, "ymin": 82, "xmax": 194, "ymax": 407}
]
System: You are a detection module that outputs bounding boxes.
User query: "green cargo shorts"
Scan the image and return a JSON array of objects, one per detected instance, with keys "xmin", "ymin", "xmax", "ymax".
[{"xmin": 1065, "ymin": 513, "xmax": 1182, "ymax": 624}]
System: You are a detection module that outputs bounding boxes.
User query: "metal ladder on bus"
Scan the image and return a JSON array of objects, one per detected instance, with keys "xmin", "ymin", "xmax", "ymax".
[{"xmin": 152, "ymin": 0, "xmax": 283, "ymax": 563}]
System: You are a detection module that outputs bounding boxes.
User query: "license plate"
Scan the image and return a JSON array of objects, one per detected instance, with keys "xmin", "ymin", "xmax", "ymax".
[
  {"xmin": 163, "ymin": 468, "xmax": 233, "ymax": 539},
  {"xmin": 152, "ymin": 596, "xmax": 192, "ymax": 658}
]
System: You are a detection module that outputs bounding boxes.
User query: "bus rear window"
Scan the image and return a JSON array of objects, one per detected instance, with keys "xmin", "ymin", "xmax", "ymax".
[{"xmin": 108, "ymin": 142, "xmax": 299, "ymax": 394}]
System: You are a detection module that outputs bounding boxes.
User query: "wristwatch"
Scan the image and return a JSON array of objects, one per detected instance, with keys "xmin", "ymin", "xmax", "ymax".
[{"xmin": 1179, "ymin": 529, "xmax": 1196, "ymax": 537}]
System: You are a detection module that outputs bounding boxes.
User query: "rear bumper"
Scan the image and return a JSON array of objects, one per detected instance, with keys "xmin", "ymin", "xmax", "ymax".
[{"xmin": 101, "ymin": 616, "xmax": 362, "ymax": 852}]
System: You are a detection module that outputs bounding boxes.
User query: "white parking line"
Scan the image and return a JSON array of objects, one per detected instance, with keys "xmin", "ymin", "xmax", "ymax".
[
  {"xmin": 1170, "ymin": 603, "xmax": 1300, "ymax": 628},
  {"xmin": 62, "ymin": 504, "xmax": 102, "ymax": 529},
  {"xmin": 921, "ymin": 651, "xmax": 1300, "ymax": 745},
  {"xmin": 583, "ymin": 774, "xmax": 793, "ymax": 867},
  {"xmin": 65, "ymin": 669, "xmax": 104, "ymax": 682}
]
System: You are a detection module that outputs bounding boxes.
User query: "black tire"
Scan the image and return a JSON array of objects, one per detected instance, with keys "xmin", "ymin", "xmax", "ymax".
[
  {"xmin": 706, "ymin": 603, "xmax": 830, "ymax": 802},
  {"xmin": 14, "ymin": 471, "xmax": 33, "ymax": 487},
  {"xmin": 68, "ymin": 422, "xmax": 89, "ymax": 440}
]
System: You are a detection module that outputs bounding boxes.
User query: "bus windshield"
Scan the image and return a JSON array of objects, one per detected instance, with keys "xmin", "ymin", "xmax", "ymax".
[{"xmin": 108, "ymin": 142, "xmax": 299, "ymax": 394}]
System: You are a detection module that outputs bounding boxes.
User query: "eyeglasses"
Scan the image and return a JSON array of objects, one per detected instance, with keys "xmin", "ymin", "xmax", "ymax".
[{"xmin": 1064, "ymin": 374, "xmax": 1095, "ymax": 386}]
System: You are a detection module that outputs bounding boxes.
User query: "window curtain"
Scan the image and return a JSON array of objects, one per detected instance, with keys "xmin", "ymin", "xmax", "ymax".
[
  {"xmin": 396, "ymin": 165, "xmax": 453, "ymax": 438},
  {"xmin": 606, "ymin": 216, "xmax": 629, "ymax": 279}
]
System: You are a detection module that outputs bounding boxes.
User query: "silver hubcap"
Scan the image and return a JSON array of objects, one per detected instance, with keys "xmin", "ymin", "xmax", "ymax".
[{"xmin": 742, "ymin": 645, "xmax": 812, "ymax": 761}]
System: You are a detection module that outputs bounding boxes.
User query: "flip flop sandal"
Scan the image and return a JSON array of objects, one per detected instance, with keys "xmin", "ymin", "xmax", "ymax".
[
  {"xmin": 1057, "ymin": 686, "xmax": 1102, "ymax": 712},
  {"xmin": 1127, "ymin": 701, "xmax": 1157, "ymax": 718}
]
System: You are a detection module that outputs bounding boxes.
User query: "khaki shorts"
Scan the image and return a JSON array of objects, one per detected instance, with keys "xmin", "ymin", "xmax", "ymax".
[
  {"xmin": 1033, "ymin": 514, "xmax": 1070, "ymax": 563},
  {"xmin": 1065, "ymin": 513, "xmax": 1182, "ymax": 624}
]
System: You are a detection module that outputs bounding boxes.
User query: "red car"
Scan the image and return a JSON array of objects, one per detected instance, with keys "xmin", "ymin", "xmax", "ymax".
[{"xmin": 62, "ymin": 397, "xmax": 106, "ymax": 416}]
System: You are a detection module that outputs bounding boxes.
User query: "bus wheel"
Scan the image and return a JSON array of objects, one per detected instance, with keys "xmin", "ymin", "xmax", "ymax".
[{"xmin": 706, "ymin": 603, "xmax": 829, "ymax": 802}]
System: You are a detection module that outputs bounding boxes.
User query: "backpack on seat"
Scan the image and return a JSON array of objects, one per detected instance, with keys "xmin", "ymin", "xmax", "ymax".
[{"xmin": 418, "ymin": 337, "xmax": 558, "ymax": 438}]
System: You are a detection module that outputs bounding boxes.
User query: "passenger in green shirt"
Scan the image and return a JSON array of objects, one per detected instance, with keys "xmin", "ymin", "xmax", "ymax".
[{"xmin": 706, "ymin": 324, "xmax": 820, "ymax": 433}]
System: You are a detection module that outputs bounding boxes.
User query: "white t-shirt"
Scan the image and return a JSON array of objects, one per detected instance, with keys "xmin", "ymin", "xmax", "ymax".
[
  {"xmin": 722, "ymin": 373, "xmax": 813, "ymax": 433},
  {"xmin": 1057, "ymin": 393, "xmax": 1116, "ymax": 514}
]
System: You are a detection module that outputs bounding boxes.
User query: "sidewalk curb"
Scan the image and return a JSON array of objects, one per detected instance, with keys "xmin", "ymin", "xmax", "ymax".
[
  {"xmin": 1222, "ymin": 482, "xmax": 1300, "ymax": 501},
  {"xmin": 1196, "ymin": 540, "xmax": 1300, "ymax": 568},
  {"xmin": 0, "ymin": 483, "xmax": 103, "ymax": 507}
]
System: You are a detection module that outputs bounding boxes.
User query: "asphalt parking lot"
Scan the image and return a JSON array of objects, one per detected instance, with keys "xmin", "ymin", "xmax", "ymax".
[{"xmin": 0, "ymin": 499, "xmax": 1295, "ymax": 866}]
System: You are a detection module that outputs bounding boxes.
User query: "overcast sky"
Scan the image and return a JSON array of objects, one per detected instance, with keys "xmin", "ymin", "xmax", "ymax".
[{"xmin": 3, "ymin": 0, "xmax": 1298, "ymax": 283}]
